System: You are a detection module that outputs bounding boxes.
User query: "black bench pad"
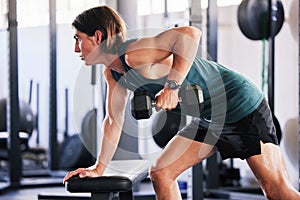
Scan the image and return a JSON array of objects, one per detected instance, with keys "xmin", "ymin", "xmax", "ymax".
[{"xmin": 65, "ymin": 159, "xmax": 150, "ymax": 193}]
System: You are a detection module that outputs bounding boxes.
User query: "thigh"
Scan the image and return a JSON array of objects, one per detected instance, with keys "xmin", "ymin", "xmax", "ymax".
[
  {"xmin": 246, "ymin": 142, "xmax": 291, "ymax": 188},
  {"xmin": 178, "ymin": 99, "xmax": 278, "ymax": 160},
  {"xmin": 152, "ymin": 135, "xmax": 217, "ymax": 178}
]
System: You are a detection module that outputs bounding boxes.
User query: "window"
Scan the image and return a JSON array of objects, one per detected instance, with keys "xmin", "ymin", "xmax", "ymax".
[
  {"xmin": 138, "ymin": 0, "xmax": 189, "ymax": 16},
  {"xmin": 167, "ymin": 0, "xmax": 189, "ymax": 12},
  {"xmin": 17, "ymin": 0, "xmax": 49, "ymax": 28},
  {"xmin": 0, "ymin": 0, "xmax": 8, "ymax": 30},
  {"xmin": 1, "ymin": 0, "xmax": 104, "ymax": 28},
  {"xmin": 56, "ymin": 0, "xmax": 104, "ymax": 25},
  {"xmin": 201, "ymin": 0, "xmax": 243, "ymax": 9}
]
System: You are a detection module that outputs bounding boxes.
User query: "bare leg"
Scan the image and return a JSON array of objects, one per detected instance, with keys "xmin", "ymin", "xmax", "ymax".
[
  {"xmin": 247, "ymin": 142, "xmax": 300, "ymax": 200},
  {"xmin": 150, "ymin": 135, "xmax": 217, "ymax": 200}
]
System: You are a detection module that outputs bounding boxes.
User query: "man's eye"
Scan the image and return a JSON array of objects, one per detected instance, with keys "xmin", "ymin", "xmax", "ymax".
[{"xmin": 73, "ymin": 35, "xmax": 80, "ymax": 42}]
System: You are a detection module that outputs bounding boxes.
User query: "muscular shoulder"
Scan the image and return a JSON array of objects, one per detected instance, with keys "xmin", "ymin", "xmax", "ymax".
[
  {"xmin": 173, "ymin": 26, "xmax": 202, "ymax": 39},
  {"xmin": 123, "ymin": 26, "xmax": 201, "ymax": 67}
]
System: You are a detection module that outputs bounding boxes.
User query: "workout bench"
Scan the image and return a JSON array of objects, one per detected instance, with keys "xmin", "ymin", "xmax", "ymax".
[{"xmin": 65, "ymin": 159, "xmax": 150, "ymax": 200}]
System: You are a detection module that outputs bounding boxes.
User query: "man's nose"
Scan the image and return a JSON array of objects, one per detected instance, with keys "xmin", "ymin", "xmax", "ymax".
[{"xmin": 74, "ymin": 43, "xmax": 80, "ymax": 52}]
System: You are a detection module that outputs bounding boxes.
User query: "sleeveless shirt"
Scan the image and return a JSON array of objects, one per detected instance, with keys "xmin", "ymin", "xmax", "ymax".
[{"xmin": 110, "ymin": 39, "xmax": 264, "ymax": 123}]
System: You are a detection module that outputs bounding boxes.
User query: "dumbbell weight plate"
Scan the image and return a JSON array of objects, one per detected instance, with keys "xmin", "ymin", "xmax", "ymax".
[
  {"xmin": 179, "ymin": 85, "xmax": 204, "ymax": 116},
  {"xmin": 131, "ymin": 91, "xmax": 153, "ymax": 120}
]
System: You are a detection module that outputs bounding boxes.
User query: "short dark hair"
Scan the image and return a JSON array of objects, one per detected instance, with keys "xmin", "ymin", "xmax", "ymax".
[{"xmin": 72, "ymin": 5, "xmax": 127, "ymax": 54}]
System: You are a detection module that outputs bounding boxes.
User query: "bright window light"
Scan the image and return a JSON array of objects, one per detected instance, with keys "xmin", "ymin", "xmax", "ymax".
[
  {"xmin": 168, "ymin": 0, "xmax": 189, "ymax": 12},
  {"xmin": 138, "ymin": 0, "xmax": 189, "ymax": 16},
  {"xmin": 217, "ymin": 0, "xmax": 242, "ymax": 7},
  {"xmin": 0, "ymin": 0, "xmax": 8, "ymax": 30},
  {"xmin": 17, "ymin": 0, "xmax": 49, "ymax": 28},
  {"xmin": 152, "ymin": 0, "xmax": 164, "ymax": 14},
  {"xmin": 201, "ymin": 0, "xmax": 243, "ymax": 9},
  {"xmin": 138, "ymin": 0, "xmax": 153, "ymax": 15},
  {"xmin": 3, "ymin": 0, "xmax": 104, "ymax": 28}
]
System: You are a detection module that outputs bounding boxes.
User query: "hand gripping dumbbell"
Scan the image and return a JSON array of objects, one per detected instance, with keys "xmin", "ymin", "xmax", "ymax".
[{"xmin": 131, "ymin": 85, "xmax": 204, "ymax": 120}]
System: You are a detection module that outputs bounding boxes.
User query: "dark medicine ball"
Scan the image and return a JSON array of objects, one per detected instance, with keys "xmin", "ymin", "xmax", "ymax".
[
  {"xmin": 237, "ymin": 0, "xmax": 284, "ymax": 40},
  {"xmin": 0, "ymin": 99, "xmax": 35, "ymax": 148}
]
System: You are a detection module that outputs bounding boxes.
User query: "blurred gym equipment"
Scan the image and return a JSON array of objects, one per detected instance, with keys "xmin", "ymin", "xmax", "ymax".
[
  {"xmin": 237, "ymin": 0, "xmax": 284, "ymax": 143},
  {"xmin": 59, "ymin": 88, "xmax": 95, "ymax": 170},
  {"xmin": 237, "ymin": 0, "xmax": 284, "ymax": 40}
]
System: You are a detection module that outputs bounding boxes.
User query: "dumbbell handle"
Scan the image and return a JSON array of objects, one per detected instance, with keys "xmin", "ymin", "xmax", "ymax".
[
  {"xmin": 151, "ymin": 98, "xmax": 182, "ymax": 107},
  {"xmin": 131, "ymin": 85, "xmax": 204, "ymax": 120}
]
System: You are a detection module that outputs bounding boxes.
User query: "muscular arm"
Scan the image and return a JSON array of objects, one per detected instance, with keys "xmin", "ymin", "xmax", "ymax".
[
  {"xmin": 63, "ymin": 68, "xmax": 128, "ymax": 182},
  {"xmin": 168, "ymin": 26, "xmax": 202, "ymax": 84},
  {"xmin": 94, "ymin": 68, "xmax": 128, "ymax": 174},
  {"xmin": 126, "ymin": 26, "xmax": 202, "ymax": 110},
  {"xmin": 126, "ymin": 26, "xmax": 202, "ymax": 84}
]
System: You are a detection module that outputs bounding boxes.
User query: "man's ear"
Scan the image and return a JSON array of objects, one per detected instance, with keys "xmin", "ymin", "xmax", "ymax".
[{"xmin": 94, "ymin": 30, "xmax": 102, "ymax": 45}]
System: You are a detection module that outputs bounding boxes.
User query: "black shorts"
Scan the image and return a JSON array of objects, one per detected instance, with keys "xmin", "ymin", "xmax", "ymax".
[{"xmin": 178, "ymin": 98, "xmax": 279, "ymax": 160}]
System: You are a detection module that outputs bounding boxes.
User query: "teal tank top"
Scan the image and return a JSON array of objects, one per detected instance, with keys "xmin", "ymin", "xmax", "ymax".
[{"xmin": 111, "ymin": 39, "xmax": 264, "ymax": 123}]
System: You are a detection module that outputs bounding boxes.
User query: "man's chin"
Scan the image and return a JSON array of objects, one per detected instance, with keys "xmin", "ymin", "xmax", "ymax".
[
  {"xmin": 85, "ymin": 60, "xmax": 100, "ymax": 66},
  {"xmin": 85, "ymin": 48, "xmax": 102, "ymax": 65}
]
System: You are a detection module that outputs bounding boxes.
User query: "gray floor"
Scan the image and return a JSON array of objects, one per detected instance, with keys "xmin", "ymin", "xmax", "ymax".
[
  {"xmin": 0, "ymin": 186, "xmax": 222, "ymax": 200},
  {"xmin": 1, "ymin": 186, "xmax": 67, "ymax": 200},
  {"xmin": 0, "ymin": 183, "xmax": 266, "ymax": 200},
  {"xmin": 0, "ymin": 172, "xmax": 265, "ymax": 200},
  {"xmin": 1, "ymin": 181, "xmax": 153, "ymax": 200},
  {"xmin": 0, "ymin": 175, "xmax": 65, "ymax": 200}
]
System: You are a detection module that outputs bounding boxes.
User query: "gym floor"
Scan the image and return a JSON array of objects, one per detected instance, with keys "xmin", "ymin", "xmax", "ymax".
[
  {"xmin": 0, "ymin": 161, "xmax": 266, "ymax": 200},
  {"xmin": 0, "ymin": 186, "xmax": 234, "ymax": 200},
  {"xmin": 0, "ymin": 180, "xmax": 157, "ymax": 200},
  {"xmin": 0, "ymin": 179, "xmax": 265, "ymax": 200},
  {"xmin": 1, "ymin": 186, "xmax": 67, "ymax": 200}
]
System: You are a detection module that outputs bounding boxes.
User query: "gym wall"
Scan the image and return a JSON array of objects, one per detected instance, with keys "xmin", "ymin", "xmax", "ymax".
[{"xmin": 217, "ymin": 0, "xmax": 298, "ymax": 188}]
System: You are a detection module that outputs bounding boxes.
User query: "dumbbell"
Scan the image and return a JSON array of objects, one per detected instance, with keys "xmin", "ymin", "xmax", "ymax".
[{"xmin": 131, "ymin": 85, "xmax": 204, "ymax": 120}]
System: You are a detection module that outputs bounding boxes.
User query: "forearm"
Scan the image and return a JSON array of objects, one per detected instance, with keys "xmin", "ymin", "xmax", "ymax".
[{"xmin": 94, "ymin": 117, "xmax": 123, "ymax": 174}]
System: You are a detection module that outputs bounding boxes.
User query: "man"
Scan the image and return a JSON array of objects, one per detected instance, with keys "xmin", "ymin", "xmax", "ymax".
[{"xmin": 64, "ymin": 5, "xmax": 300, "ymax": 200}]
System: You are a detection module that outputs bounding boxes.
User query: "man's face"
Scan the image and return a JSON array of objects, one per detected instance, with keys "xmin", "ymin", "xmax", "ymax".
[{"xmin": 73, "ymin": 30, "xmax": 98, "ymax": 62}]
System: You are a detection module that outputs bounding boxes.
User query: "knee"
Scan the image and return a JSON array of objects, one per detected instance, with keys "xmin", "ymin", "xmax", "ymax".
[
  {"xmin": 149, "ymin": 165, "xmax": 174, "ymax": 185},
  {"xmin": 262, "ymin": 179, "xmax": 291, "ymax": 200},
  {"xmin": 263, "ymin": 185, "xmax": 281, "ymax": 200}
]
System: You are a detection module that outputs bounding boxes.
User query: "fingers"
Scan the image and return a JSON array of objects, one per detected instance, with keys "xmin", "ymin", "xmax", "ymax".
[
  {"xmin": 63, "ymin": 168, "xmax": 85, "ymax": 184},
  {"xmin": 155, "ymin": 88, "xmax": 179, "ymax": 110},
  {"xmin": 156, "ymin": 100, "xmax": 176, "ymax": 111},
  {"xmin": 78, "ymin": 170, "xmax": 99, "ymax": 178},
  {"xmin": 63, "ymin": 167, "xmax": 102, "ymax": 184}
]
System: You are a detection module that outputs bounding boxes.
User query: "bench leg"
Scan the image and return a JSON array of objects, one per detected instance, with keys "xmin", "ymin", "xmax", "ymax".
[
  {"xmin": 91, "ymin": 192, "xmax": 114, "ymax": 200},
  {"xmin": 119, "ymin": 190, "xmax": 133, "ymax": 200}
]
